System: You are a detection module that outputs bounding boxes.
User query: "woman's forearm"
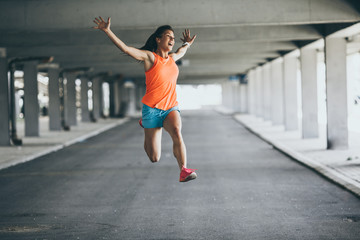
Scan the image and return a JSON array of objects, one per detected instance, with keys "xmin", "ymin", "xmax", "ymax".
[
  {"xmin": 102, "ymin": 29, "xmax": 148, "ymax": 61},
  {"xmin": 103, "ymin": 29, "xmax": 129, "ymax": 54}
]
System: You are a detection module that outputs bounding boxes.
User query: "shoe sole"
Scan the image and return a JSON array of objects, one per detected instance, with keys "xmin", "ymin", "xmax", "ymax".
[{"xmin": 180, "ymin": 172, "xmax": 197, "ymax": 182}]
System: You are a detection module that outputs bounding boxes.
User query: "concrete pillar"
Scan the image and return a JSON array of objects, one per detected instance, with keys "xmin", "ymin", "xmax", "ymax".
[
  {"xmin": 283, "ymin": 52, "xmax": 299, "ymax": 131},
  {"xmin": 300, "ymin": 47, "xmax": 318, "ymax": 138},
  {"xmin": 92, "ymin": 77, "xmax": 101, "ymax": 120},
  {"xmin": 325, "ymin": 37, "xmax": 348, "ymax": 149},
  {"xmin": 109, "ymin": 80, "xmax": 116, "ymax": 117},
  {"xmin": 248, "ymin": 69, "xmax": 256, "ymax": 115},
  {"xmin": 227, "ymin": 82, "xmax": 233, "ymax": 109},
  {"xmin": 119, "ymin": 80, "xmax": 136, "ymax": 116},
  {"xmin": 139, "ymin": 83, "xmax": 146, "ymax": 111},
  {"xmin": 118, "ymin": 81, "xmax": 126, "ymax": 117},
  {"xmin": 232, "ymin": 82, "xmax": 241, "ymax": 112},
  {"xmin": 263, "ymin": 63, "xmax": 271, "ymax": 121},
  {"xmin": 240, "ymin": 83, "xmax": 248, "ymax": 113},
  {"xmin": 255, "ymin": 67, "xmax": 263, "ymax": 118},
  {"xmin": 224, "ymin": 80, "xmax": 236, "ymax": 111},
  {"xmin": 48, "ymin": 67, "xmax": 61, "ymax": 130},
  {"xmin": 0, "ymin": 50, "xmax": 10, "ymax": 145},
  {"xmin": 80, "ymin": 76, "xmax": 90, "ymax": 122},
  {"xmin": 100, "ymin": 81, "xmax": 105, "ymax": 118},
  {"xmin": 23, "ymin": 61, "xmax": 39, "ymax": 137},
  {"xmin": 270, "ymin": 59, "xmax": 285, "ymax": 125},
  {"xmin": 221, "ymin": 82, "xmax": 228, "ymax": 108},
  {"xmin": 141, "ymin": 84, "xmax": 146, "ymax": 105},
  {"xmin": 127, "ymin": 87, "xmax": 136, "ymax": 116},
  {"xmin": 113, "ymin": 80, "xmax": 122, "ymax": 117},
  {"xmin": 136, "ymin": 83, "xmax": 145, "ymax": 111},
  {"xmin": 65, "ymin": 73, "xmax": 77, "ymax": 126}
]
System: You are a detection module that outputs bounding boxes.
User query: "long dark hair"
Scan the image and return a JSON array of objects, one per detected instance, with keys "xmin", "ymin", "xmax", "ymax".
[{"xmin": 140, "ymin": 25, "xmax": 174, "ymax": 52}]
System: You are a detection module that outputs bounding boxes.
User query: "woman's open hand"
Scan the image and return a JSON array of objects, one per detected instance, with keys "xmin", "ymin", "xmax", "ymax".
[
  {"xmin": 93, "ymin": 16, "xmax": 111, "ymax": 32},
  {"xmin": 180, "ymin": 29, "xmax": 196, "ymax": 45}
]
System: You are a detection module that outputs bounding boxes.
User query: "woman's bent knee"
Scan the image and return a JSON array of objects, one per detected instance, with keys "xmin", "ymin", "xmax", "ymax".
[
  {"xmin": 149, "ymin": 154, "xmax": 160, "ymax": 163},
  {"xmin": 145, "ymin": 147, "xmax": 161, "ymax": 163}
]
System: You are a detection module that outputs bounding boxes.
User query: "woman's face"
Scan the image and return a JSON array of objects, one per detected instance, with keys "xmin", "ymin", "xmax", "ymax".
[{"xmin": 156, "ymin": 30, "xmax": 175, "ymax": 52}]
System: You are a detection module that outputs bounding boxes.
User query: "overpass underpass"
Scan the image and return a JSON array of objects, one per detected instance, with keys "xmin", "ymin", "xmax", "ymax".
[{"xmin": 0, "ymin": 0, "xmax": 360, "ymax": 239}]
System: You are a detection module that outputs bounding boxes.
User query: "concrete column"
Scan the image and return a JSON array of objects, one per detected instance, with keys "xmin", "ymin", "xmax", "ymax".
[
  {"xmin": 48, "ymin": 68, "xmax": 61, "ymax": 130},
  {"xmin": 300, "ymin": 47, "xmax": 318, "ymax": 138},
  {"xmin": 227, "ymin": 82, "xmax": 233, "ymax": 109},
  {"xmin": 270, "ymin": 59, "xmax": 285, "ymax": 125},
  {"xmin": 224, "ymin": 81, "xmax": 236, "ymax": 111},
  {"xmin": 0, "ymin": 51, "xmax": 10, "ymax": 145},
  {"xmin": 92, "ymin": 78, "xmax": 101, "ymax": 120},
  {"xmin": 248, "ymin": 69, "xmax": 256, "ymax": 115},
  {"xmin": 283, "ymin": 52, "xmax": 299, "ymax": 131},
  {"xmin": 240, "ymin": 83, "xmax": 248, "ymax": 113},
  {"xmin": 80, "ymin": 76, "xmax": 90, "ymax": 122},
  {"xmin": 136, "ymin": 83, "xmax": 145, "ymax": 111},
  {"xmin": 255, "ymin": 67, "xmax": 263, "ymax": 118},
  {"xmin": 65, "ymin": 73, "xmax": 77, "ymax": 126},
  {"xmin": 140, "ymin": 83, "xmax": 146, "ymax": 111},
  {"xmin": 120, "ymin": 80, "xmax": 135, "ymax": 116},
  {"xmin": 263, "ymin": 63, "xmax": 271, "ymax": 121},
  {"xmin": 100, "ymin": 81, "xmax": 105, "ymax": 118},
  {"xmin": 232, "ymin": 82, "xmax": 241, "ymax": 112},
  {"xmin": 114, "ymin": 80, "xmax": 122, "ymax": 116},
  {"xmin": 141, "ymin": 85, "xmax": 146, "ymax": 104},
  {"xmin": 109, "ymin": 80, "xmax": 120, "ymax": 117},
  {"xmin": 221, "ymin": 82, "xmax": 228, "ymax": 108},
  {"xmin": 109, "ymin": 80, "xmax": 116, "ymax": 117},
  {"xmin": 118, "ymin": 81, "xmax": 126, "ymax": 117},
  {"xmin": 325, "ymin": 37, "xmax": 348, "ymax": 149},
  {"xmin": 62, "ymin": 75, "xmax": 69, "ymax": 127},
  {"xmin": 23, "ymin": 61, "xmax": 39, "ymax": 137},
  {"xmin": 127, "ymin": 86, "xmax": 136, "ymax": 116}
]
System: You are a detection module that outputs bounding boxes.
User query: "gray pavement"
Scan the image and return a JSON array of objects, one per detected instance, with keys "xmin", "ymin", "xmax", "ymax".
[
  {"xmin": 0, "ymin": 110, "xmax": 360, "ymax": 239},
  {"xmin": 0, "ymin": 117, "xmax": 129, "ymax": 170},
  {"xmin": 233, "ymin": 113, "xmax": 360, "ymax": 197}
]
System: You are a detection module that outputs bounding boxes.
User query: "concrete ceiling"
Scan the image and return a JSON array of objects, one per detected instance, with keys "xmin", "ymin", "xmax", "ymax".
[{"xmin": 1, "ymin": 0, "xmax": 360, "ymax": 84}]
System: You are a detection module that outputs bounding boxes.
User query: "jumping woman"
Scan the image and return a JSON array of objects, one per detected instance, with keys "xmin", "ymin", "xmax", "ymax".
[{"xmin": 93, "ymin": 17, "xmax": 197, "ymax": 182}]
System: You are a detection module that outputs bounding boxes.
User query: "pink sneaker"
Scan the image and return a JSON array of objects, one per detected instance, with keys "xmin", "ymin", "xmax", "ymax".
[
  {"xmin": 179, "ymin": 166, "xmax": 197, "ymax": 182},
  {"xmin": 139, "ymin": 118, "xmax": 144, "ymax": 128}
]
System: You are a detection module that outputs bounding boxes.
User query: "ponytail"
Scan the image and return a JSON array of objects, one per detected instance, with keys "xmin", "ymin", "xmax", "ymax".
[
  {"xmin": 140, "ymin": 25, "xmax": 174, "ymax": 52},
  {"xmin": 140, "ymin": 33, "xmax": 157, "ymax": 52}
]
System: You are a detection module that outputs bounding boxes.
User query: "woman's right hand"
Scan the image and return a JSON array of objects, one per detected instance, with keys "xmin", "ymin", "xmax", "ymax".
[
  {"xmin": 92, "ymin": 16, "xmax": 153, "ymax": 66},
  {"xmin": 93, "ymin": 16, "xmax": 111, "ymax": 32}
]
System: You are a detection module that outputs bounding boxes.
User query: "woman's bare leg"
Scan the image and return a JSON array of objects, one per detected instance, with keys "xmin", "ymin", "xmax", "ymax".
[
  {"xmin": 144, "ymin": 127, "xmax": 162, "ymax": 163},
  {"xmin": 163, "ymin": 111, "xmax": 187, "ymax": 170}
]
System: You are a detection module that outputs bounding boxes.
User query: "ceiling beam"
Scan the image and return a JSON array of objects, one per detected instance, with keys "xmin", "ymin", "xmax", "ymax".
[{"xmin": 1, "ymin": 0, "xmax": 359, "ymax": 31}]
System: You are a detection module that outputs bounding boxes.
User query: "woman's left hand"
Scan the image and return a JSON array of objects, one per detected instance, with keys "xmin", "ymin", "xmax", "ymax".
[{"xmin": 181, "ymin": 29, "xmax": 196, "ymax": 45}]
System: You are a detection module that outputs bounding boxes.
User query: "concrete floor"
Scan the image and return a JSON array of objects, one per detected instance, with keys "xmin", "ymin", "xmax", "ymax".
[{"xmin": 0, "ymin": 110, "xmax": 359, "ymax": 239}]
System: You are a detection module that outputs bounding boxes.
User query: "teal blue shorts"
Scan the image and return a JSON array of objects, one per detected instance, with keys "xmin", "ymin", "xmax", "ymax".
[{"xmin": 142, "ymin": 104, "xmax": 180, "ymax": 128}]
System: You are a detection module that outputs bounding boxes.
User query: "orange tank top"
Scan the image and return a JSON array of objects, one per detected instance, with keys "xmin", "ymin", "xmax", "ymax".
[{"xmin": 142, "ymin": 52, "xmax": 179, "ymax": 110}]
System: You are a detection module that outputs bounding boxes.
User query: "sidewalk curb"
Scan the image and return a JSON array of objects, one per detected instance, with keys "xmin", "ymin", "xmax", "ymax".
[
  {"xmin": 233, "ymin": 115, "xmax": 360, "ymax": 198},
  {"xmin": 0, "ymin": 118, "xmax": 129, "ymax": 171}
]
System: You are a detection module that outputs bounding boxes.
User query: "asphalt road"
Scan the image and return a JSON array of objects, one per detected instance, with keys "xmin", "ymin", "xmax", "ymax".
[{"xmin": 0, "ymin": 110, "xmax": 359, "ymax": 240}]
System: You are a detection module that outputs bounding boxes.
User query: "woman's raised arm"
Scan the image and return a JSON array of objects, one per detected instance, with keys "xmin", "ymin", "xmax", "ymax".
[
  {"xmin": 93, "ymin": 17, "xmax": 153, "ymax": 63},
  {"xmin": 170, "ymin": 29, "xmax": 196, "ymax": 62}
]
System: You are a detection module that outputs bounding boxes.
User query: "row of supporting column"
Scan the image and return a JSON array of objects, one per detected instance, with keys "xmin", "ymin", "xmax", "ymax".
[
  {"xmin": 283, "ymin": 53, "xmax": 298, "ymax": 131},
  {"xmin": 0, "ymin": 51, "xmax": 10, "ymax": 145},
  {"xmin": 0, "ymin": 53, "xmax": 143, "ymax": 146},
  {"xmin": 223, "ymin": 34, "xmax": 352, "ymax": 150}
]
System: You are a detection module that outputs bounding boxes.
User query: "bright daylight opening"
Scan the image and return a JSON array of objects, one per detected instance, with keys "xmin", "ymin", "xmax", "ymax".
[
  {"xmin": 347, "ymin": 52, "xmax": 360, "ymax": 133},
  {"xmin": 176, "ymin": 84, "xmax": 222, "ymax": 110}
]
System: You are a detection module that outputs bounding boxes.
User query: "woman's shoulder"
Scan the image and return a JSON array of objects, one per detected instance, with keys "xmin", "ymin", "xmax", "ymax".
[
  {"xmin": 146, "ymin": 51, "xmax": 156, "ymax": 60},
  {"xmin": 142, "ymin": 50, "xmax": 156, "ymax": 66}
]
